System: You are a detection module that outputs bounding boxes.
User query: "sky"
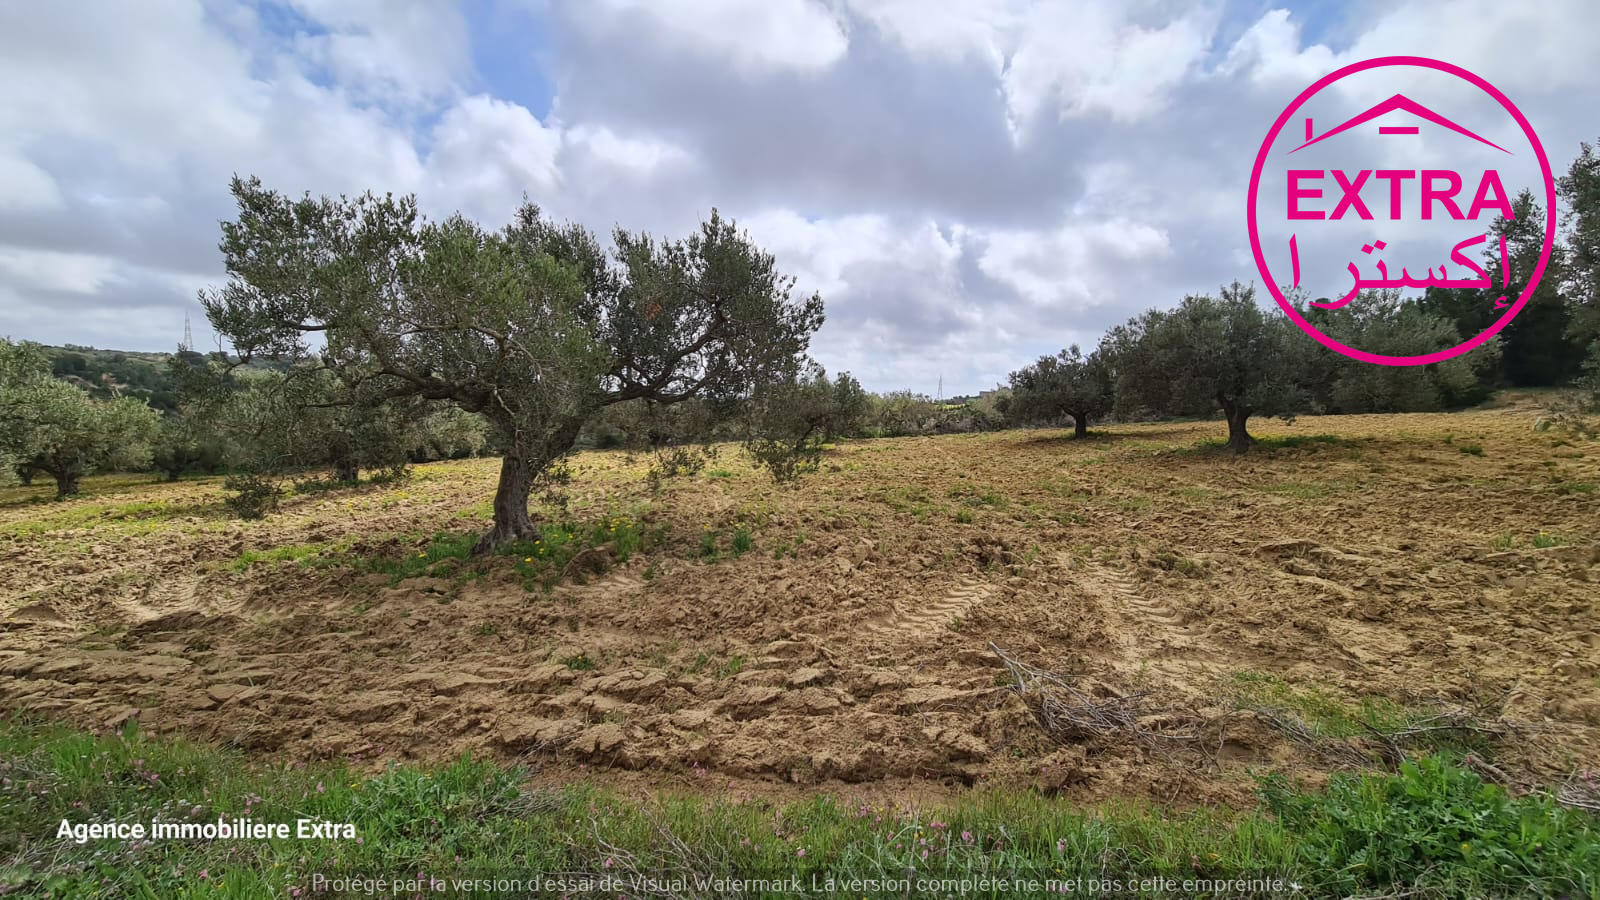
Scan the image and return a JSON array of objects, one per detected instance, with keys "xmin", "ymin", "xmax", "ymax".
[{"xmin": 1, "ymin": 1, "xmax": 1596, "ymax": 395}]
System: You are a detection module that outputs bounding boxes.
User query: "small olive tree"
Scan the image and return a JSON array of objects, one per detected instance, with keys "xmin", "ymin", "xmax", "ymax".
[
  {"xmin": 1007, "ymin": 344, "xmax": 1113, "ymax": 438},
  {"xmin": 0, "ymin": 338, "xmax": 160, "ymax": 496},
  {"xmin": 1109, "ymin": 282, "xmax": 1307, "ymax": 453},
  {"xmin": 741, "ymin": 365, "xmax": 866, "ymax": 481},
  {"xmin": 202, "ymin": 178, "xmax": 822, "ymax": 550}
]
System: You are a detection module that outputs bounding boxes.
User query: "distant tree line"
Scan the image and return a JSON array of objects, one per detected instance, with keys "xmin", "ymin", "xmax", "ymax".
[{"xmin": 1008, "ymin": 137, "xmax": 1600, "ymax": 451}]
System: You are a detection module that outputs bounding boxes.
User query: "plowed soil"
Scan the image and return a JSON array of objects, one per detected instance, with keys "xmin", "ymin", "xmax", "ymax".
[{"xmin": 3, "ymin": 397, "xmax": 1598, "ymax": 806}]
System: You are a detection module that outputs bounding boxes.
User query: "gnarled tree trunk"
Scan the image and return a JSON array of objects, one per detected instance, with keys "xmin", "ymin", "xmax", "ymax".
[
  {"xmin": 475, "ymin": 454, "xmax": 536, "ymax": 553},
  {"xmin": 1220, "ymin": 397, "xmax": 1254, "ymax": 454},
  {"xmin": 333, "ymin": 459, "xmax": 359, "ymax": 483},
  {"xmin": 473, "ymin": 419, "xmax": 587, "ymax": 554},
  {"xmin": 1071, "ymin": 414, "xmax": 1089, "ymax": 439},
  {"xmin": 53, "ymin": 470, "xmax": 80, "ymax": 498}
]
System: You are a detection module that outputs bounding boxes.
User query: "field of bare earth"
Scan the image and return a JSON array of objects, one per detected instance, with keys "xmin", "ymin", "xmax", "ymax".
[{"xmin": 2, "ymin": 396, "xmax": 1597, "ymax": 809}]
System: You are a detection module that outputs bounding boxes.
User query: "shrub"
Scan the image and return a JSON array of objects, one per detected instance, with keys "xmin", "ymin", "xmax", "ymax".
[{"xmin": 221, "ymin": 473, "xmax": 280, "ymax": 520}]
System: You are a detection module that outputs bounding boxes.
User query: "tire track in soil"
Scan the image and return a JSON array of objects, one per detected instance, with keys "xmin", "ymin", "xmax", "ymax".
[
  {"xmin": 861, "ymin": 577, "xmax": 995, "ymax": 640},
  {"xmin": 1066, "ymin": 555, "xmax": 1208, "ymax": 667}
]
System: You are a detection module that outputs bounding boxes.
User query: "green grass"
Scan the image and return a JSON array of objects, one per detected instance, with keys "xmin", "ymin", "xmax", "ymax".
[
  {"xmin": 1253, "ymin": 434, "xmax": 1353, "ymax": 450},
  {"xmin": 1532, "ymin": 531, "xmax": 1565, "ymax": 549},
  {"xmin": 1553, "ymin": 481, "xmax": 1598, "ymax": 495},
  {"xmin": 303, "ymin": 512, "xmax": 659, "ymax": 590},
  {"xmin": 0, "ymin": 497, "xmax": 221, "ymax": 537},
  {"xmin": 0, "ymin": 719, "xmax": 1593, "ymax": 898},
  {"xmin": 230, "ymin": 537, "xmax": 356, "ymax": 572},
  {"xmin": 1226, "ymin": 673, "xmax": 1495, "ymax": 755},
  {"xmin": 1457, "ymin": 443, "xmax": 1486, "ymax": 457},
  {"xmin": 1191, "ymin": 433, "xmax": 1356, "ymax": 454},
  {"xmin": 1259, "ymin": 481, "xmax": 1330, "ymax": 500}
]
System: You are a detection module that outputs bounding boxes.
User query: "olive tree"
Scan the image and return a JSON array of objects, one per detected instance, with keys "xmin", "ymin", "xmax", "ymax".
[
  {"xmin": 1007, "ymin": 344, "xmax": 1113, "ymax": 438},
  {"xmin": 150, "ymin": 414, "xmax": 224, "ymax": 482},
  {"xmin": 0, "ymin": 338, "xmax": 160, "ymax": 496},
  {"xmin": 1300, "ymin": 290, "xmax": 1499, "ymax": 413},
  {"xmin": 1109, "ymin": 282, "xmax": 1306, "ymax": 453},
  {"xmin": 741, "ymin": 365, "xmax": 866, "ymax": 481},
  {"xmin": 202, "ymin": 177, "xmax": 822, "ymax": 551}
]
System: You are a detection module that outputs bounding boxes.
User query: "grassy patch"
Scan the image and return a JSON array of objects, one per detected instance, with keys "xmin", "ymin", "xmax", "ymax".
[
  {"xmin": 1226, "ymin": 673, "xmax": 1496, "ymax": 756},
  {"xmin": 274, "ymin": 512, "xmax": 660, "ymax": 591},
  {"xmin": 1254, "ymin": 434, "xmax": 1352, "ymax": 450},
  {"xmin": 0, "ymin": 497, "xmax": 221, "ymax": 537},
  {"xmin": 1553, "ymin": 481, "xmax": 1597, "ymax": 495},
  {"xmin": 0, "ymin": 719, "xmax": 1593, "ymax": 898},
  {"xmin": 1532, "ymin": 531, "xmax": 1565, "ymax": 549},
  {"xmin": 1259, "ymin": 481, "xmax": 1330, "ymax": 500},
  {"xmin": 230, "ymin": 538, "xmax": 355, "ymax": 572},
  {"xmin": 1191, "ymin": 433, "xmax": 1356, "ymax": 455}
]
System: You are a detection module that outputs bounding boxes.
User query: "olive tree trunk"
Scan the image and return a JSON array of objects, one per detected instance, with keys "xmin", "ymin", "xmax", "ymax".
[
  {"xmin": 1072, "ymin": 415, "xmax": 1089, "ymax": 439},
  {"xmin": 475, "ymin": 454, "xmax": 537, "ymax": 553},
  {"xmin": 473, "ymin": 419, "xmax": 585, "ymax": 554},
  {"xmin": 1221, "ymin": 399, "xmax": 1254, "ymax": 454}
]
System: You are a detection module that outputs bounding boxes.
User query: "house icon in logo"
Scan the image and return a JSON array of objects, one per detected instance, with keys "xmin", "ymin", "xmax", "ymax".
[{"xmin": 1290, "ymin": 93, "xmax": 1510, "ymax": 155}]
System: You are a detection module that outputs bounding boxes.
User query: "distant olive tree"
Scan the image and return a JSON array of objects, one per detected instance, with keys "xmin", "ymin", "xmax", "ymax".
[
  {"xmin": 741, "ymin": 365, "xmax": 867, "ymax": 481},
  {"xmin": 1109, "ymin": 282, "xmax": 1306, "ymax": 453},
  {"xmin": 0, "ymin": 338, "xmax": 160, "ymax": 496},
  {"xmin": 1007, "ymin": 344, "xmax": 1113, "ymax": 438},
  {"xmin": 150, "ymin": 414, "xmax": 224, "ymax": 482},
  {"xmin": 1299, "ymin": 290, "xmax": 1499, "ymax": 414},
  {"xmin": 412, "ymin": 406, "xmax": 491, "ymax": 461},
  {"xmin": 202, "ymin": 177, "xmax": 822, "ymax": 550}
]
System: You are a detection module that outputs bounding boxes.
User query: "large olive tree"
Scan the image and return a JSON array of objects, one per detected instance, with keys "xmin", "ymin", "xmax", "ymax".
[
  {"xmin": 1109, "ymin": 282, "xmax": 1307, "ymax": 453},
  {"xmin": 201, "ymin": 178, "xmax": 822, "ymax": 550}
]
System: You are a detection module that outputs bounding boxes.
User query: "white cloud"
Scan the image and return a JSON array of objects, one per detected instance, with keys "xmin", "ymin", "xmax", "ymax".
[
  {"xmin": 846, "ymin": 0, "xmax": 1023, "ymax": 71},
  {"xmin": 1004, "ymin": 4, "xmax": 1217, "ymax": 129},
  {"xmin": 979, "ymin": 219, "xmax": 1171, "ymax": 310},
  {"xmin": 0, "ymin": 152, "xmax": 62, "ymax": 211},
  {"xmin": 584, "ymin": 0, "xmax": 848, "ymax": 73},
  {"xmin": 286, "ymin": 0, "xmax": 471, "ymax": 105},
  {"xmin": 563, "ymin": 126, "xmax": 692, "ymax": 177},
  {"xmin": 425, "ymin": 95, "xmax": 562, "ymax": 222},
  {"xmin": 0, "ymin": 0, "xmax": 1596, "ymax": 390},
  {"xmin": 0, "ymin": 248, "xmax": 120, "ymax": 295}
]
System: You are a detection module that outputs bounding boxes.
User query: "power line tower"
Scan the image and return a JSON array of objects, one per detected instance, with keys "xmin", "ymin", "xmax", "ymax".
[{"xmin": 181, "ymin": 312, "xmax": 194, "ymax": 352}]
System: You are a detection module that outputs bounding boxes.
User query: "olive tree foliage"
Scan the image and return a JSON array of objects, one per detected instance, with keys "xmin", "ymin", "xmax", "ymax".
[
  {"xmin": 411, "ymin": 406, "xmax": 491, "ymax": 461},
  {"xmin": 741, "ymin": 365, "xmax": 867, "ymax": 482},
  {"xmin": 0, "ymin": 338, "xmax": 160, "ymax": 496},
  {"xmin": 1108, "ymin": 283, "xmax": 1307, "ymax": 453},
  {"xmin": 864, "ymin": 391, "xmax": 942, "ymax": 437},
  {"xmin": 1007, "ymin": 344, "xmax": 1113, "ymax": 438},
  {"xmin": 201, "ymin": 177, "xmax": 822, "ymax": 551},
  {"xmin": 1543, "ymin": 138, "xmax": 1600, "ymax": 436},
  {"xmin": 150, "ymin": 415, "xmax": 225, "ymax": 482},
  {"xmin": 1299, "ymin": 290, "xmax": 1499, "ymax": 414}
]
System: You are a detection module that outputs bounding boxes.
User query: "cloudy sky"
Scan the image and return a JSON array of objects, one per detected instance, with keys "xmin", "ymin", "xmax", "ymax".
[{"xmin": 2, "ymin": 1, "xmax": 1596, "ymax": 394}]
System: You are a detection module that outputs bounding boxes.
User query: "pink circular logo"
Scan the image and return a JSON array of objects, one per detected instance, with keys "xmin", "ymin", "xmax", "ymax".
[{"xmin": 1247, "ymin": 56, "xmax": 1556, "ymax": 366}]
